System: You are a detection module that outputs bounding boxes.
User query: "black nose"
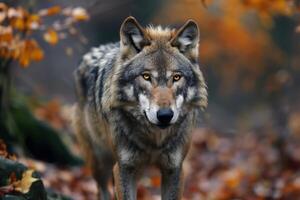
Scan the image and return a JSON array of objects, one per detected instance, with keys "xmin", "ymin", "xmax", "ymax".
[{"xmin": 157, "ymin": 108, "xmax": 174, "ymax": 125}]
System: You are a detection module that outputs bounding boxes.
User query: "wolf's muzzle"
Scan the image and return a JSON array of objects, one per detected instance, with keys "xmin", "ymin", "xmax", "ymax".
[{"xmin": 157, "ymin": 108, "xmax": 173, "ymax": 128}]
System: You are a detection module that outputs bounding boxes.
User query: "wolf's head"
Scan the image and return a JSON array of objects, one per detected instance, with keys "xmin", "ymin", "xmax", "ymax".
[{"xmin": 113, "ymin": 17, "xmax": 207, "ymax": 129}]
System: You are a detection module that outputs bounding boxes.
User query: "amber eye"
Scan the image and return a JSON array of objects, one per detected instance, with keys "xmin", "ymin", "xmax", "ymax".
[
  {"xmin": 173, "ymin": 74, "xmax": 182, "ymax": 82},
  {"xmin": 142, "ymin": 73, "xmax": 151, "ymax": 81}
]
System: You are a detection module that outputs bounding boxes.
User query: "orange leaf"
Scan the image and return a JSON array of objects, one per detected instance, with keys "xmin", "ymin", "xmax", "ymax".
[
  {"xmin": 19, "ymin": 53, "xmax": 30, "ymax": 67},
  {"xmin": 150, "ymin": 176, "xmax": 161, "ymax": 188},
  {"xmin": 8, "ymin": 7, "xmax": 28, "ymax": 30},
  {"xmin": 19, "ymin": 39, "xmax": 44, "ymax": 67},
  {"xmin": 39, "ymin": 6, "xmax": 61, "ymax": 16},
  {"xmin": 13, "ymin": 170, "xmax": 38, "ymax": 193},
  {"xmin": 43, "ymin": 28, "xmax": 58, "ymax": 45},
  {"xmin": 0, "ymin": 26, "xmax": 13, "ymax": 42},
  {"xmin": 27, "ymin": 14, "xmax": 40, "ymax": 30},
  {"xmin": 71, "ymin": 7, "xmax": 89, "ymax": 21},
  {"xmin": 31, "ymin": 46, "xmax": 44, "ymax": 61},
  {"xmin": 10, "ymin": 17, "xmax": 25, "ymax": 30}
]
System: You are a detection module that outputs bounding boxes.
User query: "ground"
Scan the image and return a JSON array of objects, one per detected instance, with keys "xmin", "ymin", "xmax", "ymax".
[
  {"xmin": 17, "ymin": 128, "xmax": 300, "ymax": 199},
  {"xmin": 2, "ymin": 101, "xmax": 300, "ymax": 200}
]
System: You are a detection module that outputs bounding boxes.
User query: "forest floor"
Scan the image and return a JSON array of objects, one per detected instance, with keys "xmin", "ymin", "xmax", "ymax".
[
  {"xmin": 3, "ymin": 101, "xmax": 300, "ymax": 200},
  {"xmin": 17, "ymin": 128, "xmax": 300, "ymax": 200}
]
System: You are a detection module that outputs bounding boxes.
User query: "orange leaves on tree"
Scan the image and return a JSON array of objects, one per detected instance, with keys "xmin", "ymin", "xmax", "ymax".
[
  {"xmin": 0, "ymin": 3, "xmax": 89, "ymax": 67},
  {"xmin": 37, "ymin": 5, "xmax": 90, "ymax": 22},
  {"xmin": 10, "ymin": 18, "xmax": 24, "ymax": 31},
  {"xmin": 7, "ymin": 7, "xmax": 28, "ymax": 31},
  {"xmin": 71, "ymin": 7, "xmax": 89, "ymax": 21},
  {"xmin": 158, "ymin": 0, "xmax": 288, "ymax": 95},
  {"xmin": 27, "ymin": 14, "xmax": 41, "ymax": 30},
  {"xmin": 242, "ymin": 0, "xmax": 293, "ymax": 15},
  {"xmin": 43, "ymin": 28, "xmax": 58, "ymax": 45},
  {"xmin": 38, "ymin": 5, "xmax": 61, "ymax": 16},
  {"xmin": 0, "ymin": 26, "xmax": 13, "ymax": 43},
  {"xmin": 18, "ymin": 39, "xmax": 44, "ymax": 67},
  {"xmin": 242, "ymin": 0, "xmax": 293, "ymax": 26},
  {"xmin": 6, "ymin": 7, "xmax": 40, "ymax": 31}
]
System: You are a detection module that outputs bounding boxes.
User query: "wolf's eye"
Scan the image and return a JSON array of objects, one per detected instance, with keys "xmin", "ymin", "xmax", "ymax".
[
  {"xmin": 173, "ymin": 74, "xmax": 182, "ymax": 82},
  {"xmin": 142, "ymin": 73, "xmax": 151, "ymax": 81}
]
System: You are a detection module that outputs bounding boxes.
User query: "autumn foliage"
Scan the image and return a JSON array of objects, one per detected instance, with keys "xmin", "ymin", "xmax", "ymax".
[
  {"xmin": 0, "ymin": 3, "xmax": 89, "ymax": 67},
  {"xmin": 160, "ymin": 0, "xmax": 299, "ymax": 94}
]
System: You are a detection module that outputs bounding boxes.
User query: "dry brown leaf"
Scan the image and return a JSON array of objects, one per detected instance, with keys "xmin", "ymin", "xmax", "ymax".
[
  {"xmin": 43, "ymin": 28, "xmax": 58, "ymax": 45},
  {"xmin": 13, "ymin": 169, "xmax": 38, "ymax": 194}
]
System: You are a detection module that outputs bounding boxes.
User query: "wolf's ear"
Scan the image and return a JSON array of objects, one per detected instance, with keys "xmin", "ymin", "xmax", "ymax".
[
  {"xmin": 171, "ymin": 20, "xmax": 199, "ymax": 59},
  {"xmin": 120, "ymin": 16, "xmax": 150, "ymax": 55}
]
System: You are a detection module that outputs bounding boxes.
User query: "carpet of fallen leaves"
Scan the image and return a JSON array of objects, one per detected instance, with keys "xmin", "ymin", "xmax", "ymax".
[
  {"xmin": 7, "ymin": 102, "xmax": 300, "ymax": 199},
  {"xmin": 184, "ymin": 129, "xmax": 300, "ymax": 200},
  {"xmin": 16, "ymin": 129, "xmax": 300, "ymax": 200}
]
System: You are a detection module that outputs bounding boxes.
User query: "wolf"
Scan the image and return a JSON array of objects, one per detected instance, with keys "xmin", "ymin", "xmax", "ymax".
[{"xmin": 73, "ymin": 16, "xmax": 207, "ymax": 200}]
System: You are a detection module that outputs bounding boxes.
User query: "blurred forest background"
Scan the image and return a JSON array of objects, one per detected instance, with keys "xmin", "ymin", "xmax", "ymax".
[{"xmin": 1, "ymin": 0, "xmax": 300, "ymax": 199}]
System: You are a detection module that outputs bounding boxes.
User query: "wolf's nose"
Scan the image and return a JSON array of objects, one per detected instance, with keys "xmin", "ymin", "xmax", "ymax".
[{"xmin": 157, "ymin": 108, "xmax": 174, "ymax": 124}]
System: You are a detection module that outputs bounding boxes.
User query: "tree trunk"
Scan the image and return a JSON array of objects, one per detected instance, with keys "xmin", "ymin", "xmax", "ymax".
[{"xmin": 0, "ymin": 58, "xmax": 13, "ymax": 140}]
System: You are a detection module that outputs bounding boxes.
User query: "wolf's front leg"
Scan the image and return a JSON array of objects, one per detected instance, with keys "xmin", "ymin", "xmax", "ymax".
[
  {"xmin": 161, "ymin": 167, "xmax": 184, "ymax": 200},
  {"xmin": 113, "ymin": 163, "xmax": 139, "ymax": 200}
]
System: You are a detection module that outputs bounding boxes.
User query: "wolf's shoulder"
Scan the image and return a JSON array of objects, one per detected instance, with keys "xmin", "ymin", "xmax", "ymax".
[
  {"xmin": 74, "ymin": 42, "xmax": 120, "ymax": 104},
  {"xmin": 80, "ymin": 42, "xmax": 120, "ymax": 69}
]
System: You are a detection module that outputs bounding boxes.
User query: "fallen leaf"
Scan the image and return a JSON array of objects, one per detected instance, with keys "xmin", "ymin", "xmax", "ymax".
[
  {"xmin": 150, "ymin": 176, "xmax": 161, "ymax": 188},
  {"xmin": 13, "ymin": 169, "xmax": 38, "ymax": 194}
]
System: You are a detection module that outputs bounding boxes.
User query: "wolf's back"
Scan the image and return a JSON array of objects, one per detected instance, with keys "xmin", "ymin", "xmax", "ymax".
[{"xmin": 74, "ymin": 42, "xmax": 120, "ymax": 108}]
